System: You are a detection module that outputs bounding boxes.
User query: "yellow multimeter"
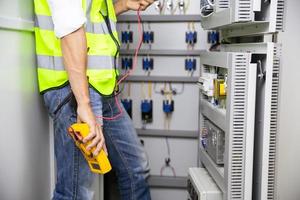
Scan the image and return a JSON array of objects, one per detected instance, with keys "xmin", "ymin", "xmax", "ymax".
[{"xmin": 68, "ymin": 123, "xmax": 112, "ymax": 174}]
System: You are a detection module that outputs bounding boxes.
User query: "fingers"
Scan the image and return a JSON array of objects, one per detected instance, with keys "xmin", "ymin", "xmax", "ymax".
[
  {"xmin": 85, "ymin": 123, "xmax": 100, "ymax": 147},
  {"xmin": 144, "ymin": 0, "xmax": 155, "ymax": 4},
  {"xmin": 76, "ymin": 104, "xmax": 107, "ymax": 156},
  {"xmin": 139, "ymin": 0, "xmax": 154, "ymax": 10},
  {"xmin": 77, "ymin": 115, "xmax": 82, "ymax": 123},
  {"xmin": 83, "ymin": 123, "xmax": 97, "ymax": 143},
  {"xmin": 85, "ymin": 125, "xmax": 106, "ymax": 156},
  {"xmin": 102, "ymin": 144, "xmax": 108, "ymax": 155},
  {"xmin": 93, "ymin": 137, "xmax": 105, "ymax": 156},
  {"xmin": 86, "ymin": 133, "xmax": 101, "ymax": 151}
]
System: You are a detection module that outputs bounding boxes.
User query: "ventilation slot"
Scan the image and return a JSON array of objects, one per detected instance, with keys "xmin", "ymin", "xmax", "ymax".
[
  {"xmin": 218, "ymin": 0, "xmax": 230, "ymax": 9},
  {"xmin": 276, "ymin": 0, "xmax": 285, "ymax": 31},
  {"xmin": 229, "ymin": 54, "xmax": 248, "ymax": 199},
  {"xmin": 267, "ymin": 47, "xmax": 280, "ymax": 200},
  {"xmin": 237, "ymin": 0, "xmax": 252, "ymax": 21}
]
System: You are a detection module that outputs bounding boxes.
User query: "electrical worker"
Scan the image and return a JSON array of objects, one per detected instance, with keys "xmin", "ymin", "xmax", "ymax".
[{"xmin": 34, "ymin": 0, "xmax": 154, "ymax": 199}]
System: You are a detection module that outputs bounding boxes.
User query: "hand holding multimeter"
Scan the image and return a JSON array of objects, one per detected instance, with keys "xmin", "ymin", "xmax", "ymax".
[
  {"xmin": 68, "ymin": 123, "xmax": 112, "ymax": 174},
  {"xmin": 68, "ymin": 1, "xmax": 156, "ymax": 174}
]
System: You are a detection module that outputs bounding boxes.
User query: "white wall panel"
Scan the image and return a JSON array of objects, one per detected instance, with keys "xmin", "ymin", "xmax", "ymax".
[
  {"xmin": 0, "ymin": 0, "xmax": 34, "ymax": 20},
  {"xmin": 140, "ymin": 137, "xmax": 198, "ymax": 176},
  {"xmin": 0, "ymin": 27, "xmax": 50, "ymax": 200}
]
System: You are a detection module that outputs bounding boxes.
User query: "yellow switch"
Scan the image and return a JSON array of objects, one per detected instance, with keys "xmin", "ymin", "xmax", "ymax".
[
  {"xmin": 213, "ymin": 79, "xmax": 226, "ymax": 99},
  {"xmin": 219, "ymin": 83, "xmax": 226, "ymax": 96}
]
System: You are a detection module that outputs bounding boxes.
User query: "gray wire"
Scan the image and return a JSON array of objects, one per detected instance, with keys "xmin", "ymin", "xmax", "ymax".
[
  {"xmin": 166, "ymin": 137, "xmax": 171, "ymax": 157},
  {"xmin": 154, "ymin": 82, "xmax": 163, "ymax": 94}
]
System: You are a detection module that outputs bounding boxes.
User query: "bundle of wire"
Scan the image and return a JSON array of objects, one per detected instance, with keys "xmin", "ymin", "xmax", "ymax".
[{"xmin": 96, "ymin": 9, "xmax": 143, "ymax": 121}]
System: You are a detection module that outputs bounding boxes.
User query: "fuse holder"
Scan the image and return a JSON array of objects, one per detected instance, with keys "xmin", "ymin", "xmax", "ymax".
[
  {"xmin": 143, "ymin": 31, "xmax": 154, "ymax": 43},
  {"xmin": 141, "ymin": 100, "xmax": 153, "ymax": 123},
  {"xmin": 185, "ymin": 31, "xmax": 197, "ymax": 45},
  {"xmin": 163, "ymin": 100, "xmax": 174, "ymax": 114},
  {"xmin": 185, "ymin": 58, "xmax": 196, "ymax": 71},
  {"xmin": 121, "ymin": 57, "xmax": 133, "ymax": 70},
  {"xmin": 121, "ymin": 31, "xmax": 133, "ymax": 43},
  {"xmin": 142, "ymin": 57, "xmax": 154, "ymax": 71}
]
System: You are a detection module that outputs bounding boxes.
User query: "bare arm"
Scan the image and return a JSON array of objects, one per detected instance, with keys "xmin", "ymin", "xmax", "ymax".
[
  {"xmin": 61, "ymin": 27, "xmax": 107, "ymax": 156},
  {"xmin": 114, "ymin": 0, "xmax": 155, "ymax": 16},
  {"xmin": 61, "ymin": 27, "xmax": 89, "ymax": 106}
]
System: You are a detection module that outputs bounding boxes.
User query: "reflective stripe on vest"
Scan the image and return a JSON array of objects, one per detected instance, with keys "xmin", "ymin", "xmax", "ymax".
[
  {"xmin": 37, "ymin": 68, "xmax": 118, "ymax": 94},
  {"xmin": 34, "ymin": 0, "xmax": 119, "ymax": 95},
  {"xmin": 34, "ymin": 29, "xmax": 119, "ymax": 57},
  {"xmin": 37, "ymin": 55, "xmax": 117, "ymax": 70},
  {"xmin": 34, "ymin": 15, "xmax": 117, "ymax": 34}
]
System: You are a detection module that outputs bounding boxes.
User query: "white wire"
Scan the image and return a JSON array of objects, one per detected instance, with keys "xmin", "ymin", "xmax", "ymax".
[
  {"xmin": 184, "ymin": 0, "xmax": 190, "ymax": 13},
  {"xmin": 206, "ymin": 0, "xmax": 215, "ymax": 6},
  {"xmin": 199, "ymin": 5, "xmax": 214, "ymax": 18}
]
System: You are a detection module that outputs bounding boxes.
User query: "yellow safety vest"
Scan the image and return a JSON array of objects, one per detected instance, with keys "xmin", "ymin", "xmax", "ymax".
[{"xmin": 34, "ymin": 0, "xmax": 119, "ymax": 95}]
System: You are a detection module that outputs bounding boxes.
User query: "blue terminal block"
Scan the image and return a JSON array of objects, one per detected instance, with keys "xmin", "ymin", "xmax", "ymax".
[
  {"xmin": 143, "ymin": 31, "xmax": 154, "ymax": 44},
  {"xmin": 141, "ymin": 100, "xmax": 153, "ymax": 123},
  {"xmin": 201, "ymin": 137, "xmax": 208, "ymax": 149},
  {"xmin": 142, "ymin": 58, "xmax": 154, "ymax": 71},
  {"xmin": 121, "ymin": 31, "xmax": 133, "ymax": 44},
  {"xmin": 185, "ymin": 31, "xmax": 197, "ymax": 45},
  {"xmin": 163, "ymin": 100, "xmax": 174, "ymax": 114},
  {"xmin": 121, "ymin": 57, "xmax": 133, "ymax": 70},
  {"xmin": 121, "ymin": 99, "xmax": 132, "ymax": 118},
  {"xmin": 209, "ymin": 31, "xmax": 220, "ymax": 44},
  {"xmin": 185, "ymin": 58, "xmax": 196, "ymax": 71},
  {"xmin": 207, "ymin": 31, "xmax": 212, "ymax": 43}
]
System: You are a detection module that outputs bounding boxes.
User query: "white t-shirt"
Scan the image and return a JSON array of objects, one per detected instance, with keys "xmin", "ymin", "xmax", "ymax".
[{"xmin": 47, "ymin": 0, "xmax": 86, "ymax": 38}]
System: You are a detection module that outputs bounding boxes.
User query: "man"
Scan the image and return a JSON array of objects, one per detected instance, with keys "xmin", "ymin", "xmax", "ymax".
[{"xmin": 34, "ymin": 0, "xmax": 154, "ymax": 199}]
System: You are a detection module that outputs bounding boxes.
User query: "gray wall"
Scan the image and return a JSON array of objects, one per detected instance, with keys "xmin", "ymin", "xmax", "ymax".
[
  {"xmin": 0, "ymin": 0, "xmax": 50, "ymax": 199},
  {"xmin": 276, "ymin": 1, "xmax": 300, "ymax": 199}
]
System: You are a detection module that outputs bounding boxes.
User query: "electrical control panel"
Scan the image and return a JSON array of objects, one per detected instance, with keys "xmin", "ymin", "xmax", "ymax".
[
  {"xmin": 204, "ymin": 120, "xmax": 225, "ymax": 165},
  {"xmin": 200, "ymin": 0, "xmax": 284, "ymax": 37},
  {"xmin": 117, "ymin": 1, "xmax": 203, "ymax": 199},
  {"xmin": 187, "ymin": 168, "xmax": 222, "ymax": 200}
]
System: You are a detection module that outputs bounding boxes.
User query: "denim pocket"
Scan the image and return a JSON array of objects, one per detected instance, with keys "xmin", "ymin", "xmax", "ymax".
[
  {"xmin": 43, "ymin": 89, "xmax": 63, "ymax": 119},
  {"xmin": 43, "ymin": 85, "xmax": 73, "ymax": 120}
]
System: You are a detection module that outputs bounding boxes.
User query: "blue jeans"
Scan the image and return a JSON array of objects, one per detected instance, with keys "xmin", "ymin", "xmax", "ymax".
[{"xmin": 43, "ymin": 85, "xmax": 151, "ymax": 200}]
